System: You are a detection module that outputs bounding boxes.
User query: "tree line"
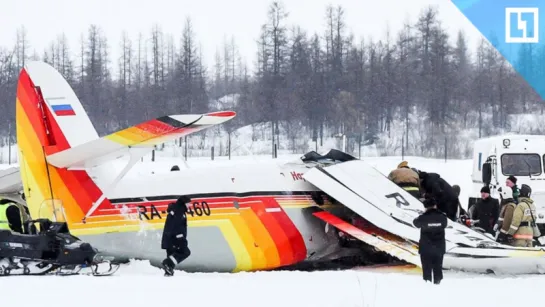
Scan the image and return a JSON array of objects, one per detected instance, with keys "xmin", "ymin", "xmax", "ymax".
[{"xmin": 0, "ymin": 2, "xmax": 542, "ymax": 158}]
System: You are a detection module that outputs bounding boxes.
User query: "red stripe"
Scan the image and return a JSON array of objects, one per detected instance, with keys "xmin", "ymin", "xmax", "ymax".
[
  {"xmin": 55, "ymin": 109, "xmax": 76, "ymax": 116},
  {"xmin": 207, "ymin": 111, "xmax": 236, "ymax": 117},
  {"xmin": 17, "ymin": 70, "xmax": 49, "ymax": 146},
  {"xmin": 135, "ymin": 119, "xmax": 176, "ymax": 135},
  {"xmin": 247, "ymin": 201, "xmax": 291, "ymax": 266},
  {"xmin": 94, "ymin": 195, "xmax": 314, "ymax": 213},
  {"xmin": 70, "ymin": 170, "xmax": 108, "ymax": 214},
  {"xmin": 262, "ymin": 197, "xmax": 307, "ymax": 264}
]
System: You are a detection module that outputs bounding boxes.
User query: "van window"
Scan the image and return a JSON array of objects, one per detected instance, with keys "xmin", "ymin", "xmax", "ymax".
[{"xmin": 501, "ymin": 154, "xmax": 541, "ymax": 176}]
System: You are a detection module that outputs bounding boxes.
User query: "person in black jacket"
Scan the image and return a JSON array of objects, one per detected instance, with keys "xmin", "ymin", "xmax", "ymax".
[
  {"xmin": 471, "ymin": 186, "xmax": 499, "ymax": 236},
  {"xmin": 161, "ymin": 196, "xmax": 192, "ymax": 276},
  {"xmin": 418, "ymin": 171, "xmax": 458, "ymax": 221},
  {"xmin": 413, "ymin": 198, "xmax": 448, "ymax": 285},
  {"xmin": 452, "ymin": 185, "xmax": 467, "ymax": 218}
]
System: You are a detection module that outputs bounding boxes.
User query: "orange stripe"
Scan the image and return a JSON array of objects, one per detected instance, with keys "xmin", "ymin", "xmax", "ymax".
[{"xmin": 238, "ymin": 208, "xmax": 279, "ymax": 269}]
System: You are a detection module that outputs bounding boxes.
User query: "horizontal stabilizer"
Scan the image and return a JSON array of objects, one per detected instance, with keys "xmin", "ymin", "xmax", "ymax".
[
  {"xmin": 46, "ymin": 111, "xmax": 235, "ymax": 169},
  {"xmin": 313, "ymin": 211, "xmax": 421, "ymax": 266}
]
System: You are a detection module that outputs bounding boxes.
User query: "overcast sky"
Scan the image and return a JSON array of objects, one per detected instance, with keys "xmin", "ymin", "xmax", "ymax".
[{"xmin": 0, "ymin": 0, "xmax": 483, "ymax": 71}]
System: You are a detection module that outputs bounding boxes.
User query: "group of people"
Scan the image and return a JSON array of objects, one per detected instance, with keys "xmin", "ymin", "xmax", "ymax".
[
  {"xmin": 388, "ymin": 161, "xmax": 542, "ymax": 285},
  {"xmin": 484, "ymin": 177, "xmax": 541, "ymax": 247},
  {"xmin": 387, "ymin": 161, "xmax": 463, "ymax": 221}
]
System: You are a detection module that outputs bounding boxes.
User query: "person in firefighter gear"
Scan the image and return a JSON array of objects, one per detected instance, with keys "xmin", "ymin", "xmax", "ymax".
[
  {"xmin": 388, "ymin": 161, "xmax": 421, "ymax": 199},
  {"xmin": 495, "ymin": 186, "xmax": 516, "ymax": 242},
  {"xmin": 0, "ymin": 198, "xmax": 30, "ymax": 233},
  {"xmin": 497, "ymin": 184, "xmax": 539, "ymax": 247}
]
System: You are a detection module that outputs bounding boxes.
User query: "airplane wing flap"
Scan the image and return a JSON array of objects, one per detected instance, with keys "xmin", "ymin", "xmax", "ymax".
[
  {"xmin": 313, "ymin": 211, "xmax": 421, "ymax": 266},
  {"xmin": 0, "ymin": 167, "xmax": 23, "ymax": 195}
]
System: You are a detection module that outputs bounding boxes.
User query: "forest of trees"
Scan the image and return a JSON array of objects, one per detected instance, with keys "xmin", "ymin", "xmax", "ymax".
[{"xmin": 0, "ymin": 2, "xmax": 543, "ymax": 158}]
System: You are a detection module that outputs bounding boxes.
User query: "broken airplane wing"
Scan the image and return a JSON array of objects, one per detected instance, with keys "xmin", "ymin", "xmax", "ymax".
[{"xmin": 304, "ymin": 160, "xmax": 545, "ymax": 274}]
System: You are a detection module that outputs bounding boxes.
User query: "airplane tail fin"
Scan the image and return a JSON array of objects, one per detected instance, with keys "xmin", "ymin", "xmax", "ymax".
[
  {"xmin": 16, "ymin": 61, "xmax": 235, "ymax": 228},
  {"xmin": 20, "ymin": 61, "xmax": 99, "ymax": 154}
]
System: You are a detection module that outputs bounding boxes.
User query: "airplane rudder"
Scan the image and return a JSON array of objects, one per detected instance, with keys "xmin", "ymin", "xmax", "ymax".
[{"xmin": 24, "ymin": 61, "xmax": 99, "ymax": 149}]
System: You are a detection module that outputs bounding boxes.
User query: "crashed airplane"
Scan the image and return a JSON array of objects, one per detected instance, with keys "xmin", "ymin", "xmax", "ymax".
[{"xmin": 1, "ymin": 61, "xmax": 545, "ymax": 275}]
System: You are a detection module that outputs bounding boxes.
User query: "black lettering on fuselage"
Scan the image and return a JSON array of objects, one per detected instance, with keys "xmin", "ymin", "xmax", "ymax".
[
  {"xmin": 150, "ymin": 205, "xmax": 162, "ymax": 219},
  {"xmin": 385, "ymin": 192, "xmax": 410, "ymax": 208},
  {"xmin": 138, "ymin": 205, "xmax": 150, "ymax": 220}
]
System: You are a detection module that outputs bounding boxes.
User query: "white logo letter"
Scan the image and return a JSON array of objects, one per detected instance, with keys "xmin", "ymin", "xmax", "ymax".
[{"xmin": 505, "ymin": 7, "xmax": 539, "ymax": 43}]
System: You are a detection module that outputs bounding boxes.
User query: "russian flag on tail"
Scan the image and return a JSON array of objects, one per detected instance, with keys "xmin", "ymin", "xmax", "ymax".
[{"xmin": 51, "ymin": 104, "xmax": 76, "ymax": 116}]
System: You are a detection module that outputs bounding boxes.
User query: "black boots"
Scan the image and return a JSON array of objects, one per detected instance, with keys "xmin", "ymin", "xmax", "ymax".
[{"xmin": 162, "ymin": 258, "xmax": 175, "ymax": 276}]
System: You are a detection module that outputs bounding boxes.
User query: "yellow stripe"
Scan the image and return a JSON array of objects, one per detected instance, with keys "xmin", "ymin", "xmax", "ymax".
[
  {"xmin": 16, "ymin": 102, "xmax": 50, "ymax": 220},
  {"xmin": 227, "ymin": 214, "xmax": 261, "ymax": 270},
  {"xmin": 104, "ymin": 133, "xmax": 135, "ymax": 146},
  {"xmin": 508, "ymin": 249, "xmax": 545, "ymax": 257},
  {"xmin": 121, "ymin": 126, "xmax": 157, "ymax": 141},
  {"xmin": 115, "ymin": 126, "xmax": 155, "ymax": 143}
]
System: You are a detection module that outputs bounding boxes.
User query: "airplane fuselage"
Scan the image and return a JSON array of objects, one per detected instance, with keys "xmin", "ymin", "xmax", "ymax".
[{"xmin": 66, "ymin": 159, "xmax": 347, "ymax": 272}]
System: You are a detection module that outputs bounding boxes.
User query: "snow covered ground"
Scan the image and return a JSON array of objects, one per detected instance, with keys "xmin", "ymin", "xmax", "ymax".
[
  {"xmin": 3, "ymin": 259, "xmax": 545, "ymax": 307},
  {"xmin": 1, "ymin": 154, "xmax": 542, "ymax": 307}
]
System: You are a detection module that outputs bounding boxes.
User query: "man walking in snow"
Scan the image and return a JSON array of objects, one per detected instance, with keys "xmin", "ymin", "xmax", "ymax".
[
  {"xmin": 161, "ymin": 196, "xmax": 192, "ymax": 276},
  {"xmin": 413, "ymin": 198, "xmax": 448, "ymax": 285}
]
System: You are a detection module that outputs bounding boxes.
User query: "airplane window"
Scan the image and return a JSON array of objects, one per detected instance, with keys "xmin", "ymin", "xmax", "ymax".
[
  {"xmin": 233, "ymin": 200, "xmax": 240, "ymax": 209},
  {"xmin": 501, "ymin": 154, "xmax": 541, "ymax": 176}
]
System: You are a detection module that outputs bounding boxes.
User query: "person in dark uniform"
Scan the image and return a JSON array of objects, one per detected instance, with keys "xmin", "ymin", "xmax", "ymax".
[
  {"xmin": 161, "ymin": 196, "xmax": 192, "ymax": 276},
  {"xmin": 413, "ymin": 198, "xmax": 448, "ymax": 285},
  {"xmin": 418, "ymin": 171, "xmax": 458, "ymax": 221}
]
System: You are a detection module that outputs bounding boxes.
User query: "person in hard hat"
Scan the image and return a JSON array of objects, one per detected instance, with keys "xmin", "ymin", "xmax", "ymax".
[
  {"xmin": 495, "ymin": 185, "xmax": 516, "ymax": 243},
  {"xmin": 0, "ymin": 198, "xmax": 29, "ymax": 233},
  {"xmin": 498, "ymin": 184, "xmax": 538, "ymax": 247},
  {"xmin": 161, "ymin": 195, "xmax": 191, "ymax": 276},
  {"xmin": 413, "ymin": 197, "xmax": 448, "ymax": 285},
  {"xmin": 388, "ymin": 161, "xmax": 421, "ymax": 199}
]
